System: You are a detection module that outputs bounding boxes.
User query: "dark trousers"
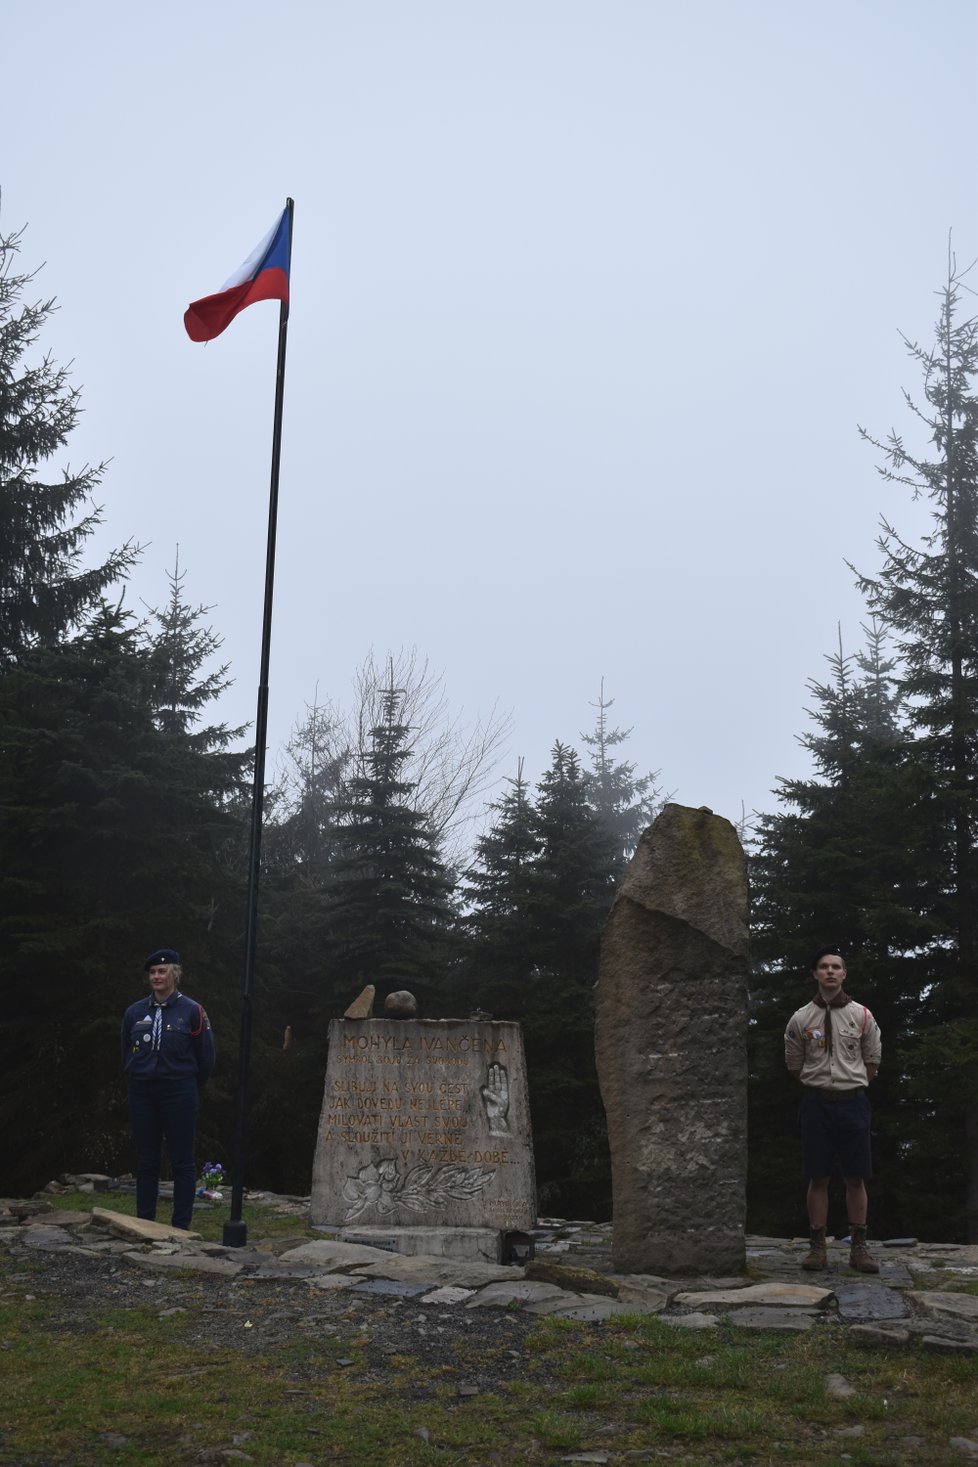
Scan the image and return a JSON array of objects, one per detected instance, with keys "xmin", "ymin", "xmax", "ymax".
[{"xmin": 128, "ymin": 1078, "xmax": 199, "ymax": 1229}]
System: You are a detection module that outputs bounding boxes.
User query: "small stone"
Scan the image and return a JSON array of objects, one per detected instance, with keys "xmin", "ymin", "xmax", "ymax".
[
  {"xmin": 883, "ymin": 1237, "xmax": 918, "ymax": 1248},
  {"xmin": 457, "ymin": 1384, "xmax": 480, "ymax": 1396},
  {"xmin": 336, "ymin": 1357, "xmax": 354, "ymax": 1367},
  {"xmin": 825, "ymin": 1373, "xmax": 856, "ymax": 1398},
  {"xmin": 949, "ymin": 1439, "xmax": 978, "ymax": 1456},
  {"xmin": 835, "ymin": 1426, "xmax": 865, "ymax": 1438}
]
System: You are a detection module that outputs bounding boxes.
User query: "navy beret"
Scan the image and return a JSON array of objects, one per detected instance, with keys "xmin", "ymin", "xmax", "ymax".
[
  {"xmin": 809, "ymin": 945, "xmax": 844, "ymax": 970},
  {"xmin": 144, "ymin": 948, "xmax": 181, "ymax": 970}
]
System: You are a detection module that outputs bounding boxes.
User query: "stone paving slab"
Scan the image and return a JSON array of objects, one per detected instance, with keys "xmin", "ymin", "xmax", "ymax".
[
  {"xmin": 466, "ymin": 1280, "xmax": 566, "ymax": 1309},
  {"xmin": 849, "ymin": 1324, "xmax": 911, "ymax": 1347},
  {"xmin": 675, "ymin": 1282, "xmax": 833, "ymax": 1308},
  {"xmin": 420, "ymin": 1285, "xmax": 477, "ymax": 1305},
  {"xmin": 612, "ymin": 1281, "xmax": 670, "ymax": 1312},
  {"xmin": 834, "ymin": 1283, "xmax": 909, "ymax": 1323},
  {"xmin": 914, "ymin": 1291, "xmax": 978, "ymax": 1323},
  {"xmin": 526, "ymin": 1294, "xmax": 649, "ymax": 1322},
  {"xmin": 90, "ymin": 1208, "xmax": 201, "ymax": 1243},
  {"xmin": 278, "ymin": 1240, "xmax": 404, "ymax": 1271},
  {"xmin": 30, "ymin": 1211, "xmax": 93, "ymax": 1227},
  {"xmin": 348, "ymin": 1278, "xmax": 431, "ymax": 1298},
  {"xmin": 122, "ymin": 1250, "xmax": 243, "ymax": 1277},
  {"xmin": 341, "ymin": 1226, "xmax": 503, "ymax": 1264},
  {"xmin": 303, "ymin": 1274, "xmax": 358, "ymax": 1292},
  {"xmin": 727, "ymin": 1307, "xmax": 821, "ymax": 1331},
  {"xmin": 658, "ymin": 1311, "xmax": 719, "ymax": 1329},
  {"xmin": 246, "ymin": 1263, "xmax": 319, "ymax": 1279},
  {"xmin": 349, "ymin": 1255, "xmax": 522, "ymax": 1288},
  {"xmin": 921, "ymin": 1335, "xmax": 978, "ymax": 1355},
  {"xmin": 20, "ymin": 1227, "xmax": 76, "ymax": 1250},
  {"xmin": 878, "ymin": 1263, "xmax": 913, "ymax": 1285}
]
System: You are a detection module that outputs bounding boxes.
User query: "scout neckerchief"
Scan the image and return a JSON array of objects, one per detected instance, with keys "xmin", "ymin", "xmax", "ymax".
[{"xmin": 813, "ymin": 990, "xmax": 852, "ymax": 1054}]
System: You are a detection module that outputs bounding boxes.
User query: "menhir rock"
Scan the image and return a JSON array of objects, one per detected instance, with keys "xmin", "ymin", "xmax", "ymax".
[{"xmin": 595, "ymin": 803, "xmax": 749, "ymax": 1273}]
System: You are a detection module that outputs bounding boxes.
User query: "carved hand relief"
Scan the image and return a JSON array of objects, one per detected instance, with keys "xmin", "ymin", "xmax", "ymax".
[
  {"xmin": 481, "ymin": 1062, "xmax": 511, "ymax": 1137},
  {"xmin": 341, "ymin": 1158, "xmax": 496, "ymax": 1222}
]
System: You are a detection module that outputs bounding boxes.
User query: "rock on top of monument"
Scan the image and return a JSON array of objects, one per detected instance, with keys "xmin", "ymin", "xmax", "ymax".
[
  {"xmin": 384, "ymin": 990, "xmax": 418, "ymax": 1018},
  {"xmin": 344, "ymin": 985, "xmax": 376, "ymax": 1019},
  {"xmin": 617, "ymin": 803, "xmax": 748, "ymax": 954}
]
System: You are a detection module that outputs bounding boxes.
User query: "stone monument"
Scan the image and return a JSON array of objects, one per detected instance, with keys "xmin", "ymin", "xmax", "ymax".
[
  {"xmin": 594, "ymin": 803, "xmax": 749, "ymax": 1273},
  {"xmin": 311, "ymin": 1014, "xmax": 536, "ymax": 1259}
]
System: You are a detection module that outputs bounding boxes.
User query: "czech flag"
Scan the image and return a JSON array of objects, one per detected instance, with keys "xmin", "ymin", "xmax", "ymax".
[{"xmin": 184, "ymin": 206, "xmax": 291, "ymax": 343}]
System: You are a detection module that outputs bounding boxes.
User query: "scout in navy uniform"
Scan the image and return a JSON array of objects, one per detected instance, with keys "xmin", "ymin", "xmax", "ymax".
[
  {"xmin": 121, "ymin": 948, "xmax": 215, "ymax": 1229},
  {"xmin": 784, "ymin": 945, "xmax": 882, "ymax": 1273}
]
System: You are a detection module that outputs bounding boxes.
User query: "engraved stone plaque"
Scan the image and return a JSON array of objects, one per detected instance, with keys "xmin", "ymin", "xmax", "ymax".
[{"xmin": 311, "ymin": 1018, "xmax": 536, "ymax": 1231}]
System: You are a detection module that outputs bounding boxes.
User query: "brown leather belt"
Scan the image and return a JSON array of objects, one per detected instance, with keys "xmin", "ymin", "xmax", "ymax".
[{"xmin": 804, "ymin": 1086, "xmax": 864, "ymax": 1103}]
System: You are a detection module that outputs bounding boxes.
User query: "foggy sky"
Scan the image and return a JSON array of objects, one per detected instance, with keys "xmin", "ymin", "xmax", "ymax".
[{"xmin": 5, "ymin": 0, "xmax": 977, "ymax": 840}]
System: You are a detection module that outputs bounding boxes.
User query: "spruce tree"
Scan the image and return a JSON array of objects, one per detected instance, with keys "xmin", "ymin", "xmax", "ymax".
[
  {"xmin": 0, "ymin": 222, "xmax": 136, "ymax": 665},
  {"xmin": 327, "ymin": 671, "xmax": 454, "ymax": 1004},
  {"xmin": 748, "ymin": 623, "xmax": 944, "ymax": 1235},
  {"xmin": 852, "ymin": 258, "xmax": 978, "ymax": 1239},
  {"xmin": 522, "ymin": 742, "xmax": 619, "ymax": 1217},
  {"xmin": 0, "ymin": 599, "xmax": 249, "ymax": 1191},
  {"xmin": 580, "ymin": 681, "xmax": 663, "ymax": 869},
  {"xmin": 457, "ymin": 758, "xmax": 540, "ymax": 1017}
]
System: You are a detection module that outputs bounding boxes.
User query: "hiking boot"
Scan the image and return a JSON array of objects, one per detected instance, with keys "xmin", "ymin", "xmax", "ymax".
[
  {"xmin": 801, "ymin": 1226, "xmax": 827, "ymax": 1271},
  {"xmin": 848, "ymin": 1224, "xmax": 880, "ymax": 1274}
]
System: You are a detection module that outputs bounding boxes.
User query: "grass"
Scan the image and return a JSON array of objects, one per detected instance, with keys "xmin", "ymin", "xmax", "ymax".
[
  {"xmin": 4, "ymin": 1296, "xmax": 972, "ymax": 1466},
  {"xmin": 41, "ymin": 1187, "xmax": 322, "ymax": 1243},
  {"xmin": 3, "ymin": 1197, "xmax": 978, "ymax": 1464}
]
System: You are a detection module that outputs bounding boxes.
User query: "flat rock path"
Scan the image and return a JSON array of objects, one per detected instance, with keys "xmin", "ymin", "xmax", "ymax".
[{"xmin": 3, "ymin": 1189, "xmax": 978, "ymax": 1369}]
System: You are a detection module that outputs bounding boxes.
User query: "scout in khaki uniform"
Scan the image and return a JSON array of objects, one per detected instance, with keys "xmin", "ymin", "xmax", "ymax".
[{"xmin": 784, "ymin": 946, "xmax": 882, "ymax": 1273}]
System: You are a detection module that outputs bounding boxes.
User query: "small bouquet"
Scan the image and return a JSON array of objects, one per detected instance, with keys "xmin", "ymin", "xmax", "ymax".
[{"xmin": 197, "ymin": 1160, "xmax": 225, "ymax": 1200}]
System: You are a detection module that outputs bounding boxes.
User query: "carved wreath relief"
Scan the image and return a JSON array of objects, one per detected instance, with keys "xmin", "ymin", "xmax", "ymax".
[{"xmin": 340, "ymin": 1063, "xmax": 511, "ymax": 1222}]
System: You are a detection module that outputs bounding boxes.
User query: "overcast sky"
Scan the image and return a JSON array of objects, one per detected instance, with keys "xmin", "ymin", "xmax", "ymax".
[{"xmin": 5, "ymin": 0, "xmax": 977, "ymax": 839}]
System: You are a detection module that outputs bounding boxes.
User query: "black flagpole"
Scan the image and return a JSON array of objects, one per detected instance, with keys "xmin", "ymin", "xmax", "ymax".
[{"xmin": 224, "ymin": 196, "xmax": 294, "ymax": 1247}]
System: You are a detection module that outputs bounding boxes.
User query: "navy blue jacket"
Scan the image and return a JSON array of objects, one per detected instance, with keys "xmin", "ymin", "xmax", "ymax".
[{"xmin": 122, "ymin": 990, "xmax": 215, "ymax": 1083}]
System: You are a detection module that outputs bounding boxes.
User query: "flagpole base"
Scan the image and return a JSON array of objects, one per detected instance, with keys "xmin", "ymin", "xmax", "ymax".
[{"xmin": 223, "ymin": 1218, "xmax": 248, "ymax": 1248}]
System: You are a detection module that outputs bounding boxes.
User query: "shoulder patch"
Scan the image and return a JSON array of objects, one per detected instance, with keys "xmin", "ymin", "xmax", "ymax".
[{"xmin": 190, "ymin": 1003, "xmax": 212, "ymax": 1036}]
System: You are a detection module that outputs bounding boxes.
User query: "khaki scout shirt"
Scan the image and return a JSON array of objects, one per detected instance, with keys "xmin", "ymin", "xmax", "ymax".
[{"xmin": 784, "ymin": 998, "xmax": 882, "ymax": 1091}]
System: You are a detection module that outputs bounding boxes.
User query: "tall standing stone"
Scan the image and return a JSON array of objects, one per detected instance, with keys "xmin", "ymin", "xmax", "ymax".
[{"xmin": 595, "ymin": 804, "xmax": 749, "ymax": 1273}]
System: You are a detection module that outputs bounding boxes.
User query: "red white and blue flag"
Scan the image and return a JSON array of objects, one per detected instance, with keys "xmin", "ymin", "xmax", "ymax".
[{"xmin": 184, "ymin": 207, "xmax": 291, "ymax": 343}]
